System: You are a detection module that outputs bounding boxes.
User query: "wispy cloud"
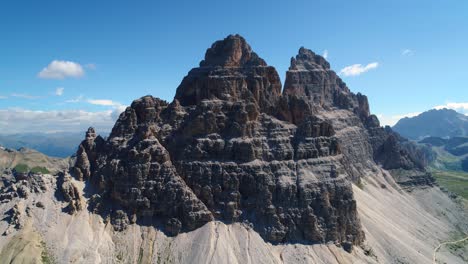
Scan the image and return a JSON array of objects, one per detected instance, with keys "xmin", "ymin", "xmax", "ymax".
[
  {"xmin": 55, "ymin": 87, "xmax": 64, "ymax": 96},
  {"xmin": 85, "ymin": 63, "xmax": 97, "ymax": 70},
  {"xmin": 38, "ymin": 60, "xmax": 85, "ymax": 79},
  {"xmin": 401, "ymin": 49, "xmax": 414, "ymax": 56},
  {"xmin": 339, "ymin": 62, "xmax": 379, "ymax": 77},
  {"xmin": 0, "ymin": 95, "xmax": 7, "ymax": 99},
  {"xmin": 65, "ymin": 95, "xmax": 84, "ymax": 103},
  {"xmin": 434, "ymin": 102, "xmax": 468, "ymax": 112},
  {"xmin": 87, "ymin": 99, "xmax": 126, "ymax": 120},
  {"xmin": 66, "ymin": 96, "xmax": 125, "ymax": 111},
  {"xmin": 87, "ymin": 99, "xmax": 121, "ymax": 107},
  {"xmin": 11, "ymin": 93, "xmax": 42, "ymax": 99},
  {"xmin": 323, "ymin": 50, "xmax": 329, "ymax": 59},
  {"xmin": 0, "ymin": 108, "xmax": 118, "ymax": 134},
  {"xmin": 377, "ymin": 112, "xmax": 422, "ymax": 127}
]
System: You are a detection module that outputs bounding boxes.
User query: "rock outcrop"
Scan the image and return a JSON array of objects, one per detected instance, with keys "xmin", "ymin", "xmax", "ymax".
[
  {"xmin": 71, "ymin": 34, "xmax": 433, "ymax": 248},
  {"xmin": 59, "ymin": 172, "xmax": 83, "ymax": 213},
  {"xmin": 366, "ymin": 123, "xmax": 436, "ymax": 188},
  {"xmin": 0, "ymin": 170, "xmax": 48, "ymax": 204}
]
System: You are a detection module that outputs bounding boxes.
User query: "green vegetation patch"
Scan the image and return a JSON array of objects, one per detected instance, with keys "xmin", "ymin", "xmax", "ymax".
[
  {"xmin": 431, "ymin": 147, "xmax": 463, "ymax": 171},
  {"xmin": 30, "ymin": 166, "xmax": 50, "ymax": 174},
  {"xmin": 13, "ymin": 163, "xmax": 29, "ymax": 174},
  {"xmin": 431, "ymin": 169, "xmax": 468, "ymax": 200},
  {"xmin": 41, "ymin": 240, "xmax": 54, "ymax": 264},
  {"xmin": 445, "ymin": 231, "xmax": 468, "ymax": 262},
  {"xmin": 12, "ymin": 164, "xmax": 50, "ymax": 174}
]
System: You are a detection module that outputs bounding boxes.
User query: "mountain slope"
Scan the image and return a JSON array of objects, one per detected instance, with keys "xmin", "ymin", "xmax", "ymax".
[
  {"xmin": 0, "ymin": 147, "xmax": 70, "ymax": 173},
  {"xmin": 418, "ymin": 136, "xmax": 468, "ymax": 201},
  {"xmin": 393, "ymin": 108, "xmax": 468, "ymax": 140},
  {"xmin": 0, "ymin": 164, "xmax": 466, "ymax": 263}
]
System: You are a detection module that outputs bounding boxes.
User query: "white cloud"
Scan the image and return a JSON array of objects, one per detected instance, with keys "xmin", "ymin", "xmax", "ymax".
[
  {"xmin": 87, "ymin": 99, "xmax": 121, "ymax": 107},
  {"xmin": 65, "ymin": 97, "xmax": 126, "ymax": 119},
  {"xmin": 55, "ymin": 87, "xmax": 64, "ymax": 96},
  {"xmin": 339, "ymin": 62, "xmax": 379, "ymax": 77},
  {"xmin": 87, "ymin": 99, "xmax": 126, "ymax": 120},
  {"xmin": 0, "ymin": 108, "xmax": 119, "ymax": 134},
  {"xmin": 38, "ymin": 60, "xmax": 85, "ymax": 79},
  {"xmin": 323, "ymin": 50, "xmax": 329, "ymax": 59},
  {"xmin": 11, "ymin": 93, "xmax": 42, "ymax": 99},
  {"xmin": 85, "ymin": 63, "xmax": 97, "ymax": 70},
  {"xmin": 377, "ymin": 111, "xmax": 422, "ymax": 127},
  {"xmin": 401, "ymin": 49, "xmax": 414, "ymax": 56},
  {"xmin": 0, "ymin": 93, "xmax": 128, "ymax": 133},
  {"xmin": 0, "ymin": 96, "xmax": 7, "ymax": 99},
  {"xmin": 433, "ymin": 102, "xmax": 468, "ymax": 112}
]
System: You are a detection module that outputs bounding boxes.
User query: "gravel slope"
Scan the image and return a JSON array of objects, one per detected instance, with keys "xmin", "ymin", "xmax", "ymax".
[{"xmin": 0, "ymin": 169, "xmax": 466, "ymax": 264}]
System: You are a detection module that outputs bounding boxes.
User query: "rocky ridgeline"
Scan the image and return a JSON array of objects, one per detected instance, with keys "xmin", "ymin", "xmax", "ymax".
[{"xmin": 71, "ymin": 34, "xmax": 431, "ymax": 249}]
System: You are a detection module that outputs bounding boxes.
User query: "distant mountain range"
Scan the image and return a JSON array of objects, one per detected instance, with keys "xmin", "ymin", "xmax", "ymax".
[
  {"xmin": 0, "ymin": 132, "xmax": 103, "ymax": 158},
  {"xmin": 393, "ymin": 108, "xmax": 468, "ymax": 140}
]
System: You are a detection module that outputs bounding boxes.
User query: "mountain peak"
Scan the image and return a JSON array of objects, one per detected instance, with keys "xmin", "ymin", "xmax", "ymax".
[
  {"xmin": 174, "ymin": 35, "xmax": 281, "ymax": 112},
  {"xmin": 289, "ymin": 47, "xmax": 330, "ymax": 71},
  {"xmin": 393, "ymin": 108, "xmax": 468, "ymax": 139},
  {"xmin": 199, "ymin": 34, "xmax": 266, "ymax": 67}
]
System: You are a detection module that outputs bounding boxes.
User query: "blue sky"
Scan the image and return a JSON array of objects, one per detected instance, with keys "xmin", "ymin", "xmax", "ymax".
[{"xmin": 1, "ymin": 0, "xmax": 467, "ymax": 133}]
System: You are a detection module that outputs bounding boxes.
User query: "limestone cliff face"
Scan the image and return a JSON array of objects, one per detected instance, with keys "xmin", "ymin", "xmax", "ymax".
[
  {"xmin": 279, "ymin": 48, "xmax": 374, "ymax": 182},
  {"xmin": 71, "ymin": 35, "xmax": 431, "ymax": 248},
  {"xmin": 282, "ymin": 47, "xmax": 369, "ymax": 119},
  {"xmin": 278, "ymin": 47, "xmax": 432, "ymax": 186}
]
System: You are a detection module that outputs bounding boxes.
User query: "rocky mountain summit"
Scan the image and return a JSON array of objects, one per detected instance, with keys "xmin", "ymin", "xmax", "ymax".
[{"xmin": 71, "ymin": 35, "xmax": 431, "ymax": 248}]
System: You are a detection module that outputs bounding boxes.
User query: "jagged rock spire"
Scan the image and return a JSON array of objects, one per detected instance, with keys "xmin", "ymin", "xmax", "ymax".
[
  {"xmin": 283, "ymin": 47, "xmax": 370, "ymax": 120},
  {"xmin": 200, "ymin": 34, "xmax": 266, "ymax": 67},
  {"xmin": 289, "ymin": 47, "xmax": 330, "ymax": 71},
  {"xmin": 174, "ymin": 34, "xmax": 282, "ymax": 114}
]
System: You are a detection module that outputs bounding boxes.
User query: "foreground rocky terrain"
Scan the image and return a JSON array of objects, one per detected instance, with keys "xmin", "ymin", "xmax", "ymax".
[{"xmin": 1, "ymin": 35, "xmax": 467, "ymax": 263}]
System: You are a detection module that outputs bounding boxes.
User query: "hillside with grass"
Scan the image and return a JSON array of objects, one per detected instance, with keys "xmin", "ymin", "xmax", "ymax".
[
  {"xmin": 0, "ymin": 147, "xmax": 70, "ymax": 174},
  {"xmin": 419, "ymin": 137, "xmax": 468, "ymax": 205}
]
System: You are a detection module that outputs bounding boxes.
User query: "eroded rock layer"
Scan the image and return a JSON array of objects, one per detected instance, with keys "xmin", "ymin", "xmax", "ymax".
[{"xmin": 71, "ymin": 34, "xmax": 431, "ymax": 247}]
